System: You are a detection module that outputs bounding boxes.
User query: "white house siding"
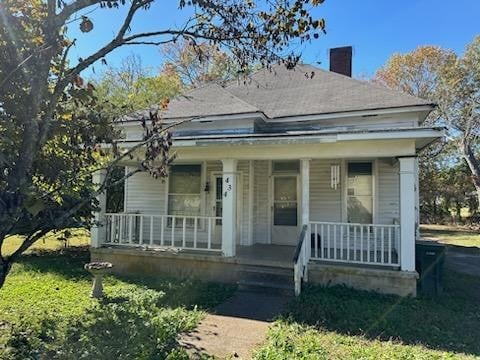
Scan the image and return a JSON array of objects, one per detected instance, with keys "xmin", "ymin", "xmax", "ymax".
[
  {"xmin": 309, "ymin": 159, "xmax": 343, "ymax": 222},
  {"xmin": 252, "ymin": 160, "xmax": 270, "ymax": 244},
  {"xmin": 377, "ymin": 158, "xmax": 400, "ymax": 225},
  {"xmin": 124, "ymin": 167, "xmax": 167, "ymax": 214}
]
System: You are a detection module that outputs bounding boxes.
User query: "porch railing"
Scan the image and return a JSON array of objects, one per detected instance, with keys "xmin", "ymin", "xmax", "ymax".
[
  {"xmin": 309, "ymin": 221, "xmax": 400, "ymax": 267},
  {"xmin": 103, "ymin": 213, "xmax": 222, "ymax": 252},
  {"xmin": 293, "ymin": 225, "xmax": 309, "ymax": 296}
]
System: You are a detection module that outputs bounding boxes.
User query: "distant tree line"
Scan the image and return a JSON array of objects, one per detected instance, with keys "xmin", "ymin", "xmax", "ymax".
[{"xmin": 374, "ymin": 37, "xmax": 480, "ymax": 225}]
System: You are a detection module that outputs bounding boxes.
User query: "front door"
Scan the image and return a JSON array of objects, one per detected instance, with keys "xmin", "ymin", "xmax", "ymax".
[{"xmin": 271, "ymin": 175, "xmax": 299, "ymax": 245}]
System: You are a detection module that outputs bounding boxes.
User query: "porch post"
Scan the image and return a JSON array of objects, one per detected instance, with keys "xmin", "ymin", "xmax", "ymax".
[
  {"xmin": 301, "ymin": 159, "xmax": 310, "ymax": 226},
  {"xmin": 301, "ymin": 159, "xmax": 311, "ymax": 280},
  {"xmin": 414, "ymin": 157, "xmax": 420, "ymax": 241},
  {"xmin": 399, "ymin": 156, "xmax": 416, "ymax": 272},
  {"xmin": 221, "ymin": 159, "xmax": 237, "ymax": 257},
  {"xmin": 91, "ymin": 169, "xmax": 107, "ymax": 248}
]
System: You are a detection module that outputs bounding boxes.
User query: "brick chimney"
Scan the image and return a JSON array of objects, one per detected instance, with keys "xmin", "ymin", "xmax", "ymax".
[{"xmin": 329, "ymin": 46, "xmax": 352, "ymax": 77}]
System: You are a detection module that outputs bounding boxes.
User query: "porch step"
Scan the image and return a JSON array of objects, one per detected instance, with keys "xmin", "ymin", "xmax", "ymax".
[
  {"xmin": 237, "ymin": 265, "xmax": 294, "ymax": 296},
  {"xmin": 238, "ymin": 279, "xmax": 294, "ymax": 296}
]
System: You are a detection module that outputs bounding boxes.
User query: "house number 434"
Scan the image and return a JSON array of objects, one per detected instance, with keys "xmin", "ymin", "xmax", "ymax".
[{"xmin": 224, "ymin": 177, "xmax": 232, "ymax": 197}]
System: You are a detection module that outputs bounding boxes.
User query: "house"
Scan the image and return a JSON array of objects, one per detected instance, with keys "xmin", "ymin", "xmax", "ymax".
[{"xmin": 91, "ymin": 47, "xmax": 443, "ymax": 297}]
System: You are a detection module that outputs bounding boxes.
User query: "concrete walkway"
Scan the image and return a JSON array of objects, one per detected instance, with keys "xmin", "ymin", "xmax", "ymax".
[{"xmin": 180, "ymin": 290, "xmax": 290, "ymax": 359}]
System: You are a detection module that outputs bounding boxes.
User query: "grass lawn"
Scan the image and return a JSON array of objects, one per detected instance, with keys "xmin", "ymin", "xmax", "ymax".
[
  {"xmin": 254, "ymin": 271, "xmax": 480, "ymax": 359},
  {"xmin": 1, "ymin": 228, "xmax": 91, "ymax": 256},
  {"xmin": 0, "ymin": 242, "xmax": 235, "ymax": 359},
  {"xmin": 2, "ymin": 233, "xmax": 480, "ymax": 359},
  {"xmin": 420, "ymin": 224, "xmax": 480, "ymax": 248}
]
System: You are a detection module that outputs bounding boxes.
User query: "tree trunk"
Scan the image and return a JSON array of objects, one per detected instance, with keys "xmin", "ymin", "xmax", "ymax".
[
  {"xmin": 463, "ymin": 142, "xmax": 480, "ymax": 211},
  {"xmin": 0, "ymin": 258, "xmax": 12, "ymax": 289}
]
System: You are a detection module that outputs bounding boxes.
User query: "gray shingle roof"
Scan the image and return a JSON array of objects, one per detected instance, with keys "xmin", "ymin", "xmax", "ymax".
[
  {"xmin": 224, "ymin": 64, "xmax": 433, "ymax": 119},
  {"xmin": 125, "ymin": 64, "xmax": 433, "ymax": 121},
  {"xmin": 159, "ymin": 83, "xmax": 260, "ymax": 119}
]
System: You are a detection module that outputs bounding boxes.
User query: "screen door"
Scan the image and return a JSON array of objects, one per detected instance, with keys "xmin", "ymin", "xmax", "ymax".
[{"xmin": 271, "ymin": 175, "xmax": 299, "ymax": 245}]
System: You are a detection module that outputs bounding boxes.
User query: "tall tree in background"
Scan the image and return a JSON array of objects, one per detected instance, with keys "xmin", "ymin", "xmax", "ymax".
[
  {"xmin": 0, "ymin": 0, "xmax": 326, "ymax": 288},
  {"xmin": 161, "ymin": 40, "xmax": 241, "ymax": 87},
  {"xmin": 437, "ymin": 36, "xmax": 480, "ymax": 211},
  {"xmin": 94, "ymin": 55, "xmax": 182, "ymax": 118},
  {"xmin": 374, "ymin": 40, "xmax": 480, "ymax": 219}
]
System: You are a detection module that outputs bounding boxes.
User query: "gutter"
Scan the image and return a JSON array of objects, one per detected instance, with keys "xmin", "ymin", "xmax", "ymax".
[{"xmin": 117, "ymin": 127, "xmax": 445, "ymax": 148}]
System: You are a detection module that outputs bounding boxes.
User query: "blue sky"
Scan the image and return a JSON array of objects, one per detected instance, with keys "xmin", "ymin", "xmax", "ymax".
[{"xmin": 68, "ymin": 0, "xmax": 480, "ymax": 79}]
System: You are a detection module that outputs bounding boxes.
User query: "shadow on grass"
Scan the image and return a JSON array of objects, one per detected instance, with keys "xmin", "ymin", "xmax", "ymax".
[
  {"xmin": 114, "ymin": 272, "xmax": 237, "ymax": 311},
  {"xmin": 15, "ymin": 246, "xmax": 91, "ymax": 280},
  {"xmin": 285, "ymin": 271, "xmax": 480, "ymax": 356},
  {"xmin": 15, "ymin": 247, "xmax": 236, "ymax": 311}
]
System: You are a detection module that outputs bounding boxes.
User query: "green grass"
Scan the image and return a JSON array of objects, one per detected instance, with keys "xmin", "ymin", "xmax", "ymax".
[
  {"xmin": 1, "ymin": 228, "xmax": 90, "ymax": 256},
  {"xmin": 421, "ymin": 224, "xmax": 480, "ymax": 248},
  {"xmin": 254, "ymin": 271, "xmax": 480, "ymax": 359},
  {"xmin": 0, "ymin": 247, "xmax": 235, "ymax": 359}
]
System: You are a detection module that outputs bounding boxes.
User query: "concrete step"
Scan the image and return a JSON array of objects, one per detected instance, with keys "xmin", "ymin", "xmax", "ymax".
[
  {"xmin": 238, "ymin": 265, "xmax": 294, "ymax": 285},
  {"xmin": 238, "ymin": 265, "xmax": 293, "ymax": 276},
  {"xmin": 238, "ymin": 279, "xmax": 295, "ymax": 297},
  {"xmin": 237, "ymin": 265, "xmax": 295, "ymax": 296}
]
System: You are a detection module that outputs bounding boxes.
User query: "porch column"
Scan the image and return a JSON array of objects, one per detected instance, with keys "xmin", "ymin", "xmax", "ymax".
[
  {"xmin": 414, "ymin": 157, "xmax": 420, "ymax": 241},
  {"xmin": 221, "ymin": 159, "xmax": 237, "ymax": 257},
  {"xmin": 399, "ymin": 156, "xmax": 416, "ymax": 272},
  {"xmin": 301, "ymin": 159, "xmax": 311, "ymax": 279},
  {"xmin": 91, "ymin": 169, "xmax": 107, "ymax": 248},
  {"xmin": 301, "ymin": 159, "xmax": 310, "ymax": 226}
]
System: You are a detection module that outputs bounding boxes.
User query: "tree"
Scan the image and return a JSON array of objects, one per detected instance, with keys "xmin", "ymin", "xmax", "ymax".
[
  {"xmin": 437, "ymin": 36, "xmax": 480, "ymax": 211},
  {"xmin": 94, "ymin": 54, "xmax": 182, "ymax": 118},
  {"xmin": 161, "ymin": 40, "xmax": 243, "ymax": 87},
  {"xmin": 0, "ymin": 0, "xmax": 326, "ymax": 288},
  {"xmin": 373, "ymin": 41, "xmax": 480, "ymax": 218}
]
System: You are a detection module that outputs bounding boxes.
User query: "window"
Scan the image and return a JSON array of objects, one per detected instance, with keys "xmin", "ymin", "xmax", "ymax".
[
  {"xmin": 272, "ymin": 160, "xmax": 299, "ymax": 173},
  {"xmin": 347, "ymin": 162, "xmax": 373, "ymax": 224},
  {"xmin": 168, "ymin": 165, "xmax": 202, "ymax": 217}
]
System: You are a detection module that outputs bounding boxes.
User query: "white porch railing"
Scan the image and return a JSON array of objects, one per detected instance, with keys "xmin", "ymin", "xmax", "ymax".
[
  {"xmin": 309, "ymin": 221, "xmax": 400, "ymax": 267},
  {"xmin": 293, "ymin": 225, "xmax": 309, "ymax": 296},
  {"xmin": 103, "ymin": 213, "xmax": 222, "ymax": 252}
]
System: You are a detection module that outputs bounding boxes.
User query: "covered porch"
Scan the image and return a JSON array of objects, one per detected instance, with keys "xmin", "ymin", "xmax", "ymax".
[
  {"xmin": 93, "ymin": 155, "xmax": 418, "ymax": 273},
  {"xmin": 90, "ymin": 131, "xmax": 441, "ymax": 295}
]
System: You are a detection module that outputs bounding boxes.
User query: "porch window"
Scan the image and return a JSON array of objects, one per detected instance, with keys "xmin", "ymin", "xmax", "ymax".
[
  {"xmin": 347, "ymin": 162, "xmax": 373, "ymax": 224},
  {"xmin": 168, "ymin": 165, "xmax": 202, "ymax": 217}
]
